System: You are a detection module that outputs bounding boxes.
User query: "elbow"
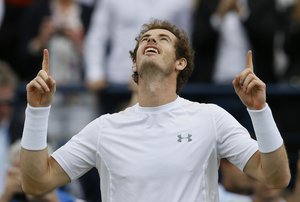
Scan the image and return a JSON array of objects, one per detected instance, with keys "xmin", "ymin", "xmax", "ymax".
[
  {"xmin": 278, "ymin": 172, "xmax": 291, "ymax": 188},
  {"xmin": 21, "ymin": 180, "xmax": 52, "ymax": 196},
  {"xmin": 266, "ymin": 170, "xmax": 291, "ymax": 189},
  {"xmin": 21, "ymin": 185, "xmax": 45, "ymax": 196}
]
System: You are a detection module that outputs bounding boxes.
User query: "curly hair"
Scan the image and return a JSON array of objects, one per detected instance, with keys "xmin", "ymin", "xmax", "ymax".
[{"xmin": 129, "ymin": 19, "xmax": 194, "ymax": 93}]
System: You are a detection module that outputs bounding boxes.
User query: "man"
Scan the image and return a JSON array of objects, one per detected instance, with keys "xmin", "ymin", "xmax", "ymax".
[
  {"xmin": 20, "ymin": 20, "xmax": 290, "ymax": 201},
  {"xmin": 83, "ymin": 0, "xmax": 193, "ymax": 114}
]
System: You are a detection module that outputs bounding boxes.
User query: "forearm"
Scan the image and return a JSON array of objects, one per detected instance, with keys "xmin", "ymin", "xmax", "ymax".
[{"xmin": 246, "ymin": 104, "xmax": 291, "ymax": 188}]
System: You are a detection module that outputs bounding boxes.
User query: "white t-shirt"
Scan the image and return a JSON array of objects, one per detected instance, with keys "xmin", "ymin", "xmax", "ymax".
[{"xmin": 52, "ymin": 97, "xmax": 258, "ymax": 202}]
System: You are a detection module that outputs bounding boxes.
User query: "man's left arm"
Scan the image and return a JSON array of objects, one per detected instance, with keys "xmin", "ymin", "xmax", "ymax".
[
  {"xmin": 244, "ymin": 145, "xmax": 290, "ymax": 188},
  {"xmin": 232, "ymin": 50, "xmax": 291, "ymax": 188}
]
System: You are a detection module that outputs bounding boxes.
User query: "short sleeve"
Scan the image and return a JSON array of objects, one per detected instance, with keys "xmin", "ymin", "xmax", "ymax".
[
  {"xmin": 51, "ymin": 118, "xmax": 101, "ymax": 180},
  {"xmin": 212, "ymin": 105, "xmax": 258, "ymax": 171}
]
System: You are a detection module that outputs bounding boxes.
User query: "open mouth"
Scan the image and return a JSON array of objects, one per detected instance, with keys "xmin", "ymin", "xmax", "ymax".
[{"xmin": 144, "ymin": 47, "xmax": 159, "ymax": 54}]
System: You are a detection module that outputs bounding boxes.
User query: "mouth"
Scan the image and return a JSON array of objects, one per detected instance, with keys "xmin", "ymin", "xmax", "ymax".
[{"xmin": 143, "ymin": 46, "xmax": 160, "ymax": 55}]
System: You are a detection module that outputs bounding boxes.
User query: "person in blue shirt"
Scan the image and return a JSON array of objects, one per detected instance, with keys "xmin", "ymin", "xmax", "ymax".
[{"xmin": 0, "ymin": 139, "xmax": 84, "ymax": 202}]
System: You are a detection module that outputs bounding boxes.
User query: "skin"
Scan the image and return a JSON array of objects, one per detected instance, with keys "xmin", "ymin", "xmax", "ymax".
[
  {"xmin": 21, "ymin": 29, "xmax": 290, "ymax": 195},
  {"xmin": 21, "ymin": 50, "xmax": 70, "ymax": 194},
  {"xmin": 233, "ymin": 51, "xmax": 290, "ymax": 189},
  {"xmin": 0, "ymin": 85, "xmax": 15, "ymax": 123},
  {"xmin": 1, "ymin": 150, "xmax": 59, "ymax": 202},
  {"xmin": 133, "ymin": 29, "xmax": 187, "ymax": 107}
]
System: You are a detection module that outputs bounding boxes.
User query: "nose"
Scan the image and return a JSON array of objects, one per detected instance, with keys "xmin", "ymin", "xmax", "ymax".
[{"xmin": 147, "ymin": 37, "xmax": 156, "ymax": 44}]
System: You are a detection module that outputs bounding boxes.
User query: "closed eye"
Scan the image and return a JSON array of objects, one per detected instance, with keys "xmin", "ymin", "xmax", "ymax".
[{"xmin": 141, "ymin": 37, "xmax": 148, "ymax": 42}]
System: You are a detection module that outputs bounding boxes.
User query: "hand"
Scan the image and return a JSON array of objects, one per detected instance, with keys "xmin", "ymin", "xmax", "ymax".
[
  {"xmin": 293, "ymin": 0, "xmax": 300, "ymax": 22},
  {"xmin": 63, "ymin": 28, "xmax": 84, "ymax": 51},
  {"xmin": 297, "ymin": 151, "xmax": 300, "ymax": 174},
  {"xmin": 26, "ymin": 49, "xmax": 56, "ymax": 107},
  {"xmin": 85, "ymin": 79, "xmax": 108, "ymax": 91},
  {"xmin": 0, "ymin": 167, "xmax": 23, "ymax": 201},
  {"xmin": 232, "ymin": 50, "xmax": 266, "ymax": 110},
  {"xmin": 216, "ymin": 0, "xmax": 239, "ymax": 18},
  {"xmin": 29, "ymin": 18, "xmax": 56, "ymax": 53}
]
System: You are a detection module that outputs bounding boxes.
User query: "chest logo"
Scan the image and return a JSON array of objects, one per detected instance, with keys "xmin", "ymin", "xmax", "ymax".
[{"xmin": 177, "ymin": 134, "xmax": 192, "ymax": 142}]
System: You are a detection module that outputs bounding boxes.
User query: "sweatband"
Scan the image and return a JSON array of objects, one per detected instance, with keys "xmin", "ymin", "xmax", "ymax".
[
  {"xmin": 247, "ymin": 103, "xmax": 283, "ymax": 153},
  {"xmin": 21, "ymin": 104, "xmax": 51, "ymax": 150}
]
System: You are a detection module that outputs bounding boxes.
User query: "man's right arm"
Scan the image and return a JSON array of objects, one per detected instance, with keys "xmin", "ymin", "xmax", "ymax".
[
  {"xmin": 20, "ymin": 49, "xmax": 70, "ymax": 195},
  {"xmin": 21, "ymin": 148, "xmax": 70, "ymax": 195}
]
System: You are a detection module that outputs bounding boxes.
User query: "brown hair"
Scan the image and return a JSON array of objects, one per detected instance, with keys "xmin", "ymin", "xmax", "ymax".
[
  {"xmin": 0, "ymin": 61, "xmax": 18, "ymax": 87},
  {"xmin": 129, "ymin": 19, "xmax": 194, "ymax": 93}
]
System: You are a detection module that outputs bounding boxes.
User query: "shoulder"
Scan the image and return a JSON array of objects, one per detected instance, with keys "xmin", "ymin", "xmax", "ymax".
[
  {"xmin": 177, "ymin": 97, "xmax": 233, "ymax": 122},
  {"xmin": 178, "ymin": 96, "xmax": 223, "ymax": 112},
  {"xmin": 99, "ymin": 104, "xmax": 137, "ymax": 122}
]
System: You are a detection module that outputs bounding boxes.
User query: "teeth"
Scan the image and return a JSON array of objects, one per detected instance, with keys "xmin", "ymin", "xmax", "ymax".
[{"xmin": 145, "ymin": 47, "xmax": 158, "ymax": 54}]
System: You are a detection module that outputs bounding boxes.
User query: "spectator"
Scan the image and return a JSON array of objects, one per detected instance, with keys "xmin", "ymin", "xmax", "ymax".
[
  {"xmin": 0, "ymin": 139, "xmax": 85, "ymax": 202},
  {"xmin": 17, "ymin": 0, "xmax": 97, "ymax": 144},
  {"xmin": 17, "ymin": 0, "xmax": 92, "ymax": 82},
  {"xmin": 286, "ymin": 151, "xmax": 300, "ymax": 202},
  {"xmin": 0, "ymin": 0, "xmax": 33, "ymax": 79},
  {"xmin": 218, "ymin": 159, "xmax": 253, "ymax": 202},
  {"xmin": 192, "ymin": 0, "xmax": 280, "ymax": 83},
  {"xmin": 18, "ymin": 1, "xmax": 97, "ymax": 200},
  {"xmin": 283, "ymin": 0, "xmax": 300, "ymax": 85},
  {"xmin": 0, "ymin": 0, "xmax": 4, "ymax": 28},
  {"xmin": 0, "ymin": 61, "xmax": 22, "ymax": 196},
  {"xmin": 219, "ymin": 158, "xmax": 300, "ymax": 202},
  {"xmin": 211, "ymin": 0, "xmax": 250, "ymax": 84}
]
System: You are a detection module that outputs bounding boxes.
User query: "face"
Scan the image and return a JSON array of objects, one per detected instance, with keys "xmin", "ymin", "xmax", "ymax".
[
  {"xmin": 133, "ymin": 29, "xmax": 185, "ymax": 81},
  {"xmin": 0, "ymin": 85, "xmax": 15, "ymax": 122}
]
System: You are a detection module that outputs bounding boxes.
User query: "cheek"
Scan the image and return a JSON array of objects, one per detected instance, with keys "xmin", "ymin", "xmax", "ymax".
[{"xmin": 165, "ymin": 50, "xmax": 176, "ymax": 63}]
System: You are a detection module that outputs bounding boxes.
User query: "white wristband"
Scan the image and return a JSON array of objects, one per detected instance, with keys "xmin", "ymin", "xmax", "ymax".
[
  {"xmin": 247, "ymin": 103, "xmax": 283, "ymax": 153},
  {"xmin": 21, "ymin": 104, "xmax": 51, "ymax": 150}
]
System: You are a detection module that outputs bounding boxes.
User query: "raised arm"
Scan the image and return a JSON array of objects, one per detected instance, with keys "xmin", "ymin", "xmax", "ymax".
[
  {"xmin": 20, "ymin": 49, "xmax": 70, "ymax": 195},
  {"xmin": 232, "ymin": 50, "xmax": 291, "ymax": 188}
]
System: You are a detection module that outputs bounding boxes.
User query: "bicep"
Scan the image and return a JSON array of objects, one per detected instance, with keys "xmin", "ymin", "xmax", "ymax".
[
  {"xmin": 49, "ymin": 156, "xmax": 71, "ymax": 186},
  {"xmin": 21, "ymin": 149, "xmax": 71, "ymax": 194},
  {"xmin": 243, "ymin": 151, "xmax": 263, "ymax": 180}
]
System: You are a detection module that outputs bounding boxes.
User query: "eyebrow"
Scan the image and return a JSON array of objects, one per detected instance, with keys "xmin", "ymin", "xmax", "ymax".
[{"xmin": 140, "ymin": 33, "xmax": 172, "ymax": 41}]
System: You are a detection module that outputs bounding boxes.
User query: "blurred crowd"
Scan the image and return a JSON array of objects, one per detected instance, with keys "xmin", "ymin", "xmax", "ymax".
[{"xmin": 1, "ymin": 0, "xmax": 300, "ymax": 201}]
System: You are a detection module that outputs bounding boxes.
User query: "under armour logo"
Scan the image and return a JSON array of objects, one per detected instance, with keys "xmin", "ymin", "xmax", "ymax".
[{"xmin": 177, "ymin": 134, "xmax": 192, "ymax": 142}]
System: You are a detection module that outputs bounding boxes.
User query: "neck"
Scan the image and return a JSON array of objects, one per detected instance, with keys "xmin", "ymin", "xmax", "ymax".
[{"xmin": 137, "ymin": 77, "xmax": 177, "ymax": 107}]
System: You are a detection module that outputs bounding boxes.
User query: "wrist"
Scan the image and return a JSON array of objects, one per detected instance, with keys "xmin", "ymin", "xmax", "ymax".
[
  {"xmin": 247, "ymin": 102, "xmax": 267, "ymax": 111},
  {"xmin": 247, "ymin": 103, "xmax": 283, "ymax": 153},
  {"xmin": 21, "ymin": 104, "xmax": 50, "ymax": 150}
]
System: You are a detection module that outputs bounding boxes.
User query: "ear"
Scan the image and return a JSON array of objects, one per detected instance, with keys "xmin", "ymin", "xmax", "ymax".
[
  {"xmin": 175, "ymin": 58, "xmax": 187, "ymax": 71},
  {"xmin": 132, "ymin": 62, "xmax": 137, "ymax": 73}
]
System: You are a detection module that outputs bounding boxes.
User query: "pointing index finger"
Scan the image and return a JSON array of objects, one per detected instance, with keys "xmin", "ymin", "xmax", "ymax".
[
  {"xmin": 42, "ymin": 49, "xmax": 50, "ymax": 74},
  {"xmin": 247, "ymin": 50, "xmax": 254, "ymax": 72}
]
